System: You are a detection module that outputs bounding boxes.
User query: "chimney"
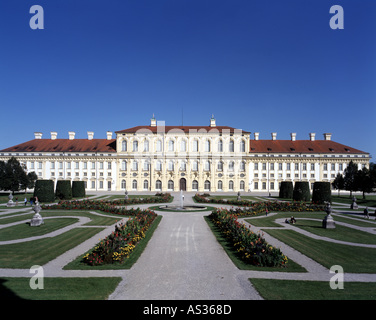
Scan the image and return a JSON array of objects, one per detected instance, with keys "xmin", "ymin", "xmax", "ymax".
[
  {"xmin": 68, "ymin": 131, "xmax": 76, "ymax": 140},
  {"xmin": 210, "ymin": 114, "xmax": 216, "ymax": 127},
  {"xmin": 323, "ymin": 133, "xmax": 332, "ymax": 141},
  {"xmin": 254, "ymin": 132, "xmax": 259, "ymax": 141},
  {"xmin": 150, "ymin": 114, "xmax": 156, "ymax": 127},
  {"xmin": 271, "ymin": 132, "xmax": 277, "ymax": 141},
  {"xmin": 106, "ymin": 131, "xmax": 113, "ymax": 140},
  {"xmin": 290, "ymin": 133, "xmax": 296, "ymax": 141},
  {"xmin": 50, "ymin": 132, "xmax": 57, "ymax": 140},
  {"xmin": 34, "ymin": 132, "xmax": 42, "ymax": 139},
  {"xmin": 309, "ymin": 133, "xmax": 316, "ymax": 141},
  {"xmin": 87, "ymin": 131, "xmax": 94, "ymax": 140}
]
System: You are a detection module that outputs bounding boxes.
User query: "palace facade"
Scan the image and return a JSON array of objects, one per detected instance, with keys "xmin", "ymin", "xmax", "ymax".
[{"xmin": 0, "ymin": 116, "xmax": 371, "ymax": 193}]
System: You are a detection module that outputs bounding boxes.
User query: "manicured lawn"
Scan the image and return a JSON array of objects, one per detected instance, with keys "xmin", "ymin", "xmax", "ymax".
[
  {"xmin": 250, "ymin": 279, "xmax": 376, "ymax": 300},
  {"xmin": 0, "ymin": 228, "xmax": 104, "ymax": 268},
  {"xmin": 0, "ymin": 218, "xmax": 79, "ymax": 241},
  {"xmin": 0, "ymin": 277, "xmax": 122, "ymax": 300},
  {"xmin": 293, "ymin": 219, "xmax": 376, "ymax": 244},
  {"xmin": 332, "ymin": 195, "xmax": 376, "ymax": 208},
  {"xmin": 263, "ymin": 229, "xmax": 376, "ymax": 273},
  {"xmin": 204, "ymin": 216, "xmax": 306, "ymax": 272},
  {"xmin": 0, "ymin": 210, "xmax": 121, "ymax": 226},
  {"xmin": 245, "ymin": 212, "xmax": 327, "ymax": 228}
]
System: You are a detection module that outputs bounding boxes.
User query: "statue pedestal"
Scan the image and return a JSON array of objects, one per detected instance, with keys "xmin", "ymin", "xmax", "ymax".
[
  {"xmin": 322, "ymin": 214, "xmax": 336, "ymax": 229},
  {"xmin": 7, "ymin": 200, "xmax": 15, "ymax": 207},
  {"xmin": 30, "ymin": 213, "xmax": 44, "ymax": 226}
]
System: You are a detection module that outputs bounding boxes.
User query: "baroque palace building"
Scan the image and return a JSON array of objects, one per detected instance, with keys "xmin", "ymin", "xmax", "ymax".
[{"xmin": 0, "ymin": 116, "xmax": 371, "ymax": 193}]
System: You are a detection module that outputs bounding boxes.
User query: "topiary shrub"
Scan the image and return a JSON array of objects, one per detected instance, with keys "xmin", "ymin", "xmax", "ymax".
[
  {"xmin": 33, "ymin": 179, "xmax": 55, "ymax": 203},
  {"xmin": 55, "ymin": 180, "xmax": 72, "ymax": 200},
  {"xmin": 312, "ymin": 182, "xmax": 332, "ymax": 204},
  {"xmin": 279, "ymin": 181, "xmax": 293, "ymax": 199},
  {"xmin": 293, "ymin": 181, "xmax": 310, "ymax": 202},
  {"xmin": 72, "ymin": 181, "xmax": 86, "ymax": 198}
]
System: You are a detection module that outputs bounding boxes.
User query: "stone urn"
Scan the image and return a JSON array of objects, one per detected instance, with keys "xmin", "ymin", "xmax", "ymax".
[
  {"xmin": 322, "ymin": 202, "xmax": 335, "ymax": 229},
  {"xmin": 30, "ymin": 204, "xmax": 44, "ymax": 227}
]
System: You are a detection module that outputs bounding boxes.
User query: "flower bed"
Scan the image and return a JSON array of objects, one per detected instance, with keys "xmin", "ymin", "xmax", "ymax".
[
  {"xmin": 41, "ymin": 193, "xmax": 173, "ymax": 215},
  {"xmin": 195, "ymin": 194, "xmax": 324, "ymax": 216},
  {"xmin": 82, "ymin": 210, "xmax": 157, "ymax": 265},
  {"xmin": 209, "ymin": 209, "xmax": 288, "ymax": 267}
]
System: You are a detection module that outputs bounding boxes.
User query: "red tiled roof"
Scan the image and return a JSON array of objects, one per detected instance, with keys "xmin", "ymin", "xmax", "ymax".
[
  {"xmin": 0, "ymin": 139, "xmax": 117, "ymax": 153},
  {"xmin": 249, "ymin": 140, "xmax": 367, "ymax": 154},
  {"xmin": 115, "ymin": 125, "xmax": 250, "ymax": 134}
]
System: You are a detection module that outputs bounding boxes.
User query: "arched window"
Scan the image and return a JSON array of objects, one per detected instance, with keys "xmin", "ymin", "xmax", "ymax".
[
  {"xmin": 168, "ymin": 180, "xmax": 174, "ymax": 190},
  {"xmin": 218, "ymin": 180, "xmax": 223, "ymax": 190},
  {"xmin": 132, "ymin": 160, "xmax": 138, "ymax": 171},
  {"xmin": 192, "ymin": 160, "xmax": 198, "ymax": 171},
  {"xmin": 143, "ymin": 140, "xmax": 149, "ymax": 152},
  {"xmin": 180, "ymin": 139, "xmax": 187, "ymax": 152},
  {"xmin": 229, "ymin": 180, "xmax": 234, "ymax": 190},
  {"xmin": 192, "ymin": 140, "xmax": 199, "ymax": 152},
  {"xmin": 156, "ymin": 140, "xmax": 162, "ymax": 152},
  {"xmin": 240, "ymin": 180, "xmax": 245, "ymax": 191},
  {"xmin": 240, "ymin": 161, "xmax": 245, "ymax": 172},
  {"xmin": 168, "ymin": 140, "xmax": 175, "ymax": 151},
  {"xmin": 204, "ymin": 160, "xmax": 210, "ymax": 171},
  {"xmin": 143, "ymin": 180, "xmax": 149, "ymax": 190},
  {"xmin": 180, "ymin": 160, "xmax": 186, "ymax": 171},
  {"xmin": 240, "ymin": 140, "xmax": 245, "ymax": 152},
  {"xmin": 168, "ymin": 160, "xmax": 174, "ymax": 171},
  {"xmin": 132, "ymin": 179, "xmax": 137, "ymax": 190},
  {"xmin": 192, "ymin": 180, "xmax": 198, "ymax": 191},
  {"xmin": 121, "ymin": 160, "xmax": 127, "ymax": 171},
  {"xmin": 217, "ymin": 161, "xmax": 223, "ymax": 171},
  {"xmin": 204, "ymin": 180, "xmax": 211, "ymax": 191},
  {"xmin": 122, "ymin": 140, "xmax": 127, "ymax": 152},
  {"xmin": 121, "ymin": 179, "xmax": 126, "ymax": 189},
  {"xmin": 229, "ymin": 140, "xmax": 234, "ymax": 152},
  {"xmin": 133, "ymin": 140, "xmax": 138, "ymax": 152},
  {"xmin": 156, "ymin": 180, "xmax": 162, "ymax": 190},
  {"xmin": 229, "ymin": 161, "xmax": 234, "ymax": 171},
  {"xmin": 205, "ymin": 140, "xmax": 210, "ymax": 152},
  {"xmin": 218, "ymin": 139, "xmax": 223, "ymax": 152},
  {"xmin": 156, "ymin": 160, "xmax": 162, "ymax": 171}
]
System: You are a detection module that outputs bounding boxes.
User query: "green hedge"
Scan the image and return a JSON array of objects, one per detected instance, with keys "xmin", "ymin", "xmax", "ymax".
[
  {"xmin": 33, "ymin": 180, "xmax": 55, "ymax": 203},
  {"xmin": 72, "ymin": 181, "xmax": 86, "ymax": 198},
  {"xmin": 279, "ymin": 181, "xmax": 293, "ymax": 199},
  {"xmin": 293, "ymin": 181, "xmax": 310, "ymax": 202},
  {"xmin": 312, "ymin": 182, "xmax": 332, "ymax": 204},
  {"xmin": 55, "ymin": 180, "xmax": 72, "ymax": 200}
]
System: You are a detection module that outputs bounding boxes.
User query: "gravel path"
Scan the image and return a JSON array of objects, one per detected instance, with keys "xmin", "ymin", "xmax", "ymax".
[{"xmin": 109, "ymin": 210, "xmax": 261, "ymax": 300}]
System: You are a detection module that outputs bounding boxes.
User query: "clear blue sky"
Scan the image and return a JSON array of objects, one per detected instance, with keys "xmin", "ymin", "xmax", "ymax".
[{"xmin": 1, "ymin": 0, "xmax": 375, "ymax": 158}]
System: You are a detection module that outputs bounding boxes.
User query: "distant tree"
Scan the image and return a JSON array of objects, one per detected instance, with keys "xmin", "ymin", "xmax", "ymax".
[
  {"xmin": 0, "ymin": 157, "xmax": 37, "ymax": 194},
  {"xmin": 343, "ymin": 161, "xmax": 358, "ymax": 197},
  {"xmin": 332, "ymin": 173, "xmax": 345, "ymax": 196},
  {"xmin": 26, "ymin": 172, "xmax": 38, "ymax": 191},
  {"xmin": 355, "ymin": 167, "xmax": 374, "ymax": 200}
]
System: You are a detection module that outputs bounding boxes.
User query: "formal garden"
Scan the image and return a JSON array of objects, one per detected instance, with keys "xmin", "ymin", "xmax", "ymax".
[{"xmin": 1, "ymin": 187, "xmax": 376, "ymax": 300}]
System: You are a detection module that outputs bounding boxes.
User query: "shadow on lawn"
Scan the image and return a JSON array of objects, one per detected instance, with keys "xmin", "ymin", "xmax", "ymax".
[{"xmin": 0, "ymin": 278, "xmax": 27, "ymax": 300}]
